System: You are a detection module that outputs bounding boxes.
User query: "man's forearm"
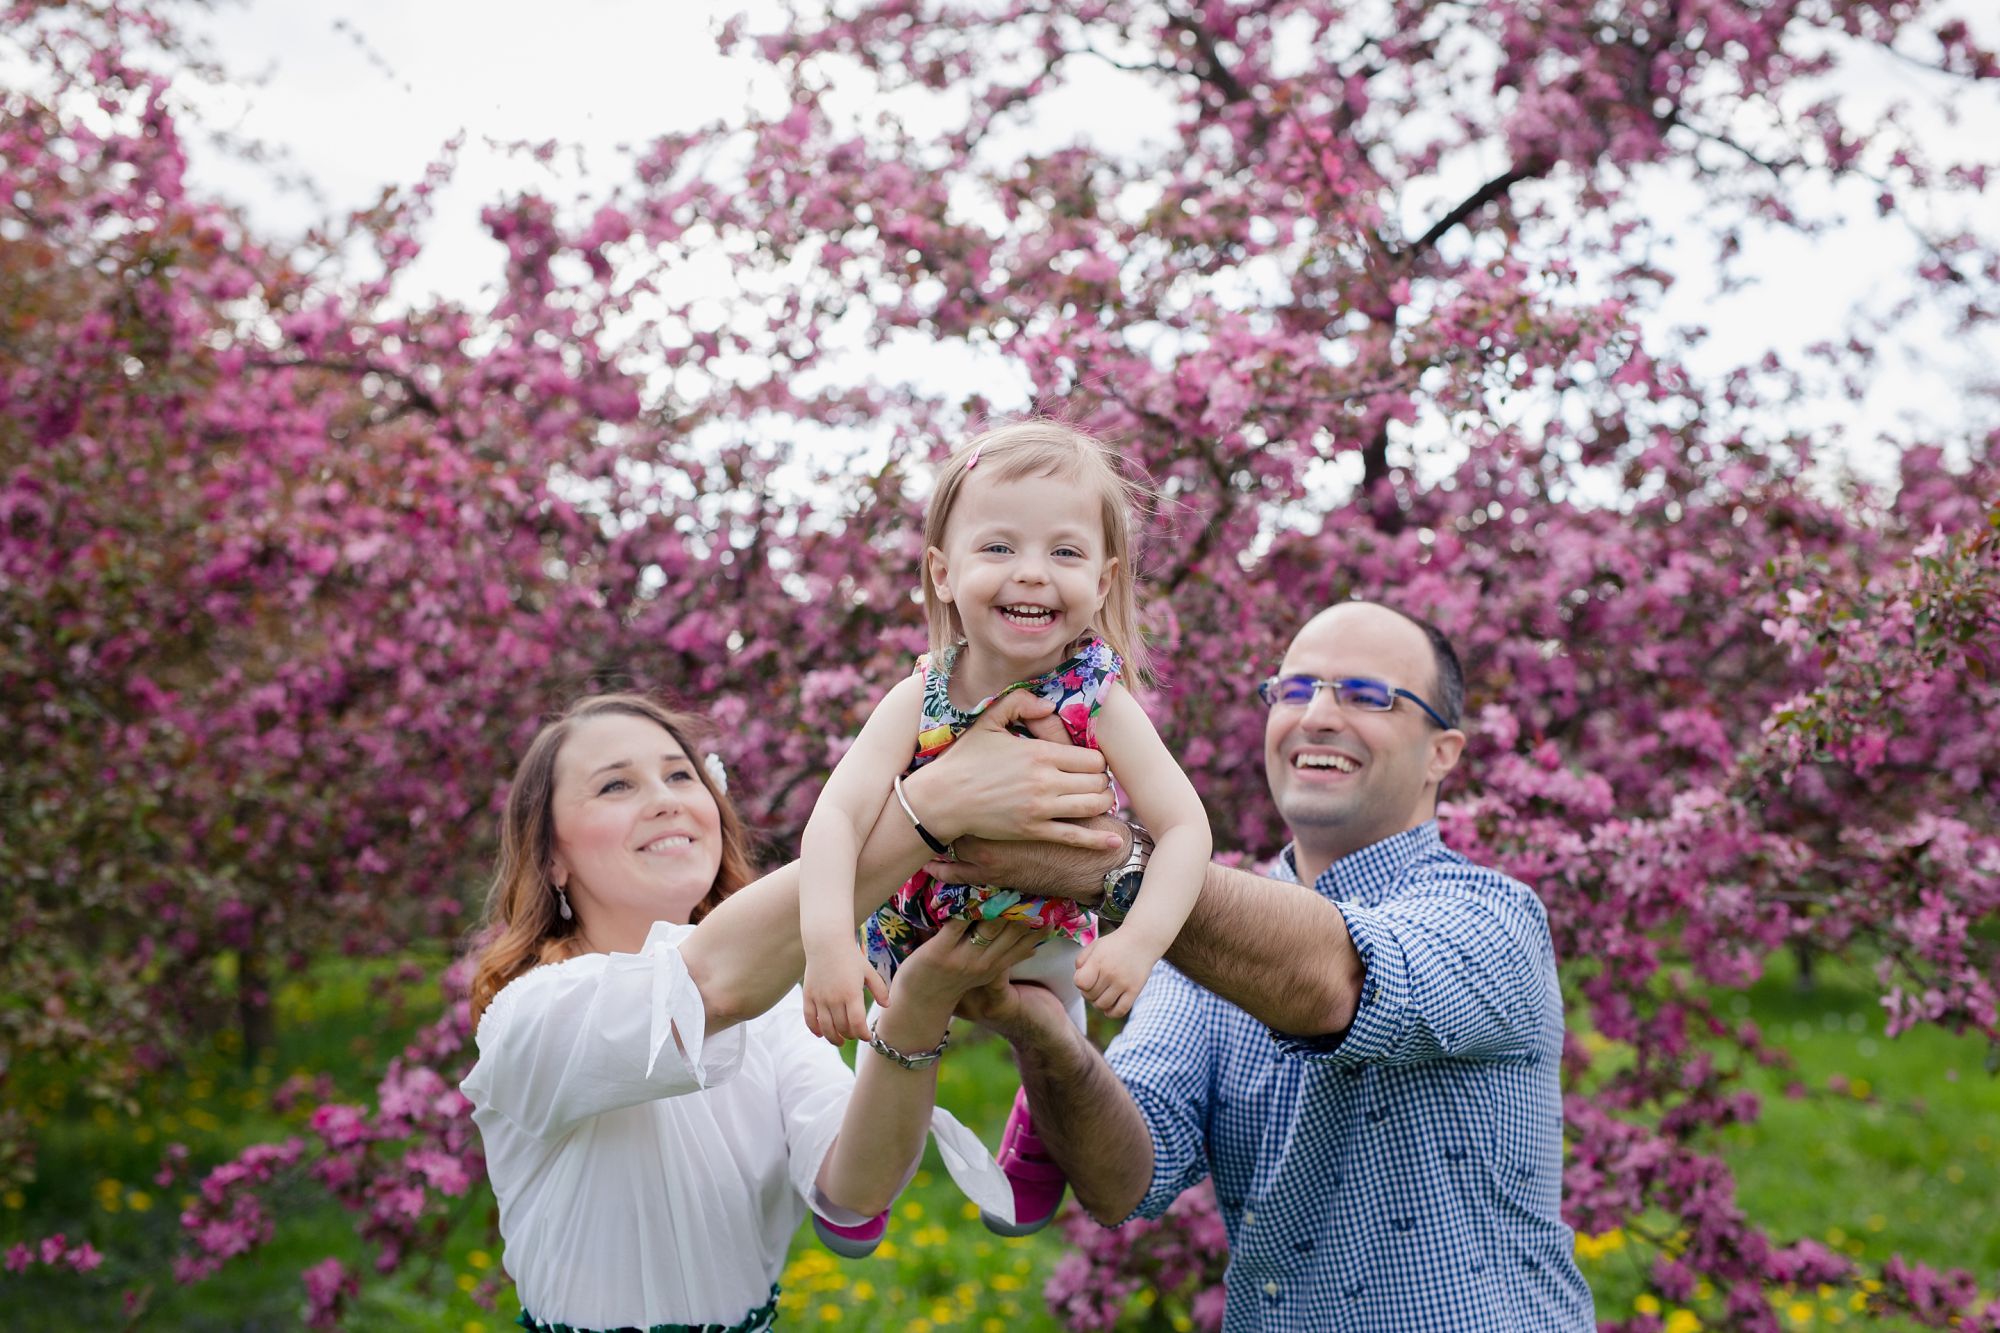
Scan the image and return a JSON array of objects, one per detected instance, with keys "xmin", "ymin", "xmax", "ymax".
[
  {"xmin": 1162, "ymin": 861, "xmax": 1364, "ymax": 1037},
  {"xmin": 1010, "ymin": 1008, "xmax": 1154, "ymax": 1225}
]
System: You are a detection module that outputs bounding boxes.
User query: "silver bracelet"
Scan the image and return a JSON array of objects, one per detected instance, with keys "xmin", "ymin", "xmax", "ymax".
[
  {"xmin": 865, "ymin": 1019, "xmax": 950, "ymax": 1070},
  {"xmin": 893, "ymin": 773, "xmax": 953, "ymax": 858}
]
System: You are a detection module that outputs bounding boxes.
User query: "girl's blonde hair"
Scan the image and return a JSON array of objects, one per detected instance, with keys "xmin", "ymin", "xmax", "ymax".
[
  {"xmin": 468, "ymin": 693, "xmax": 757, "ymax": 1028},
  {"xmin": 921, "ymin": 419, "xmax": 1151, "ymax": 682}
]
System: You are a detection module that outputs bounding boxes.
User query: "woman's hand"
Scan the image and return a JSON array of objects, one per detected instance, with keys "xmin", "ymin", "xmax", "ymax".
[
  {"xmin": 902, "ymin": 692, "xmax": 1120, "ymax": 851},
  {"xmin": 885, "ymin": 917, "xmax": 1051, "ymax": 1014}
]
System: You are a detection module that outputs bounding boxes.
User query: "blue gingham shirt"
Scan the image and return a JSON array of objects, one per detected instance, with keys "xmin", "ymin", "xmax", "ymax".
[{"xmin": 1106, "ymin": 823, "xmax": 1594, "ymax": 1332}]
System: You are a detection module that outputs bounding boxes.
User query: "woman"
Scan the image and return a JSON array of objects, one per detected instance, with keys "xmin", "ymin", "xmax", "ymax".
[{"xmin": 461, "ymin": 692, "xmax": 1116, "ymax": 1331}]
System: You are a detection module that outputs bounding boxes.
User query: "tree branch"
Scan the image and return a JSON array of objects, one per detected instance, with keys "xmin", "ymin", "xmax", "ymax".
[{"xmin": 1406, "ymin": 156, "xmax": 1550, "ymax": 257}]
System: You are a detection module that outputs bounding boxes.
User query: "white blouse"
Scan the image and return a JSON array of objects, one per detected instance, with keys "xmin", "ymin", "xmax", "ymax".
[{"xmin": 461, "ymin": 921, "xmax": 1010, "ymax": 1330}]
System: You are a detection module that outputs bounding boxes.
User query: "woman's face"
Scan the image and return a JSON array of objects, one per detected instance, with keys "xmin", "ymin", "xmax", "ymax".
[{"xmin": 548, "ymin": 712, "xmax": 724, "ymax": 931}]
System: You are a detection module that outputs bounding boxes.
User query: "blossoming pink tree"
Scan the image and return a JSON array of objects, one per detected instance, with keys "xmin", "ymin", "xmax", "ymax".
[{"xmin": 4, "ymin": 0, "xmax": 1997, "ymax": 1327}]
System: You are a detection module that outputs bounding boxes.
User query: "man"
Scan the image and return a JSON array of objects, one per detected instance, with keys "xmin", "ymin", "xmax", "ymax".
[{"xmin": 948, "ymin": 601, "xmax": 1594, "ymax": 1330}]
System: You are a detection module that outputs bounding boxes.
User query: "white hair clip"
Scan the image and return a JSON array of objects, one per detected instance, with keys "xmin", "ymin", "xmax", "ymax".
[{"xmin": 703, "ymin": 752, "xmax": 728, "ymax": 793}]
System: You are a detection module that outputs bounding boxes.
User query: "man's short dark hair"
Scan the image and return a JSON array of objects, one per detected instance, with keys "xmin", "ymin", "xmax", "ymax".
[{"xmin": 1386, "ymin": 606, "xmax": 1464, "ymax": 730}]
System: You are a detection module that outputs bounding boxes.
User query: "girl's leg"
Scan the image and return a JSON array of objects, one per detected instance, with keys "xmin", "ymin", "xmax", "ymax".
[
  {"xmin": 981, "ymin": 937, "xmax": 1082, "ymax": 1236},
  {"xmin": 1004, "ymin": 936, "xmax": 1086, "ymax": 1031}
]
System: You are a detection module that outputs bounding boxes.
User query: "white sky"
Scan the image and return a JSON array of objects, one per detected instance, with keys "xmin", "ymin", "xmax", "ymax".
[{"xmin": 173, "ymin": 0, "xmax": 1998, "ymax": 492}]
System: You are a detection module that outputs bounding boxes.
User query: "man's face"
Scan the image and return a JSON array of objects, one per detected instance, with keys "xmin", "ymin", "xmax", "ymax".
[{"xmin": 1263, "ymin": 604, "xmax": 1462, "ymax": 864}]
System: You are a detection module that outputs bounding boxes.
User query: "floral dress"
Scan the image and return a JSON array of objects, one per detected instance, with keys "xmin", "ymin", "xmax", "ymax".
[{"xmin": 862, "ymin": 636, "xmax": 1121, "ymax": 978}]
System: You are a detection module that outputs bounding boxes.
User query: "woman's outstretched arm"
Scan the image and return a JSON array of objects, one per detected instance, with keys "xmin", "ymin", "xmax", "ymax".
[{"xmin": 813, "ymin": 918, "xmax": 1046, "ymax": 1215}]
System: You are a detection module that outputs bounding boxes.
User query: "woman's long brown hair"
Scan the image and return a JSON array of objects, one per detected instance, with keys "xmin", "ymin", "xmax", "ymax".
[{"xmin": 468, "ymin": 694, "xmax": 757, "ymax": 1029}]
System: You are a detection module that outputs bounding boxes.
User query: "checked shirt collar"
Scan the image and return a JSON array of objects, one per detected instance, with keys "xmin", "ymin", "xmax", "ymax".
[{"xmin": 1272, "ymin": 820, "xmax": 1444, "ymax": 910}]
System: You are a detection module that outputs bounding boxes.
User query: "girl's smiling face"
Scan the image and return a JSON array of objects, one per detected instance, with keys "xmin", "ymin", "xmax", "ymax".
[
  {"xmin": 925, "ymin": 468, "xmax": 1116, "ymax": 684},
  {"xmin": 549, "ymin": 712, "xmax": 723, "ymax": 935}
]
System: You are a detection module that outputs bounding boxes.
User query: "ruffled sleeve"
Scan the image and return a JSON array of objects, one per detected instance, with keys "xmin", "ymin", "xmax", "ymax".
[{"xmin": 461, "ymin": 922, "xmax": 747, "ymax": 1141}]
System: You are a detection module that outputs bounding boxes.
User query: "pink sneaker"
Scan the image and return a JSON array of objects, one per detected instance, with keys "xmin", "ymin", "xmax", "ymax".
[
  {"xmin": 813, "ymin": 1208, "xmax": 888, "ymax": 1259},
  {"xmin": 981, "ymin": 1087, "xmax": 1067, "ymax": 1236}
]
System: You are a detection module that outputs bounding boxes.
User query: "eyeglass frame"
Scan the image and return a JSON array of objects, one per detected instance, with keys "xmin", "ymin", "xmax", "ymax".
[{"xmin": 1255, "ymin": 674, "xmax": 1456, "ymax": 731}]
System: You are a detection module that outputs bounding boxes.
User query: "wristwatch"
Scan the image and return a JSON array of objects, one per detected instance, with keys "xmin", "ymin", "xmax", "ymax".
[
  {"xmin": 1095, "ymin": 820, "xmax": 1153, "ymax": 930},
  {"xmin": 866, "ymin": 1020, "xmax": 950, "ymax": 1070}
]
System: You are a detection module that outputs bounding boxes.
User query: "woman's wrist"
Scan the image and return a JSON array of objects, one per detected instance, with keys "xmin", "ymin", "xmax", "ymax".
[
  {"xmin": 867, "ymin": 1006, "xmax": 952, "ymax": 1065},
  {"xmin": 897, "ymin": 765, "xmax": 966, "ymax": 844},
  {"xmin": 863, "ymin": 1014, "xmax": 951, "ymax": 1070}
]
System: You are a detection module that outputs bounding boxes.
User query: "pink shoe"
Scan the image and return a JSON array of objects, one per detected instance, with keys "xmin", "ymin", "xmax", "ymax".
[
  {"xmin": 982, "ymin": 1087, "xmax": 1067, "ymax": 1236},
  {"xmin": 813, "ymin": 1208, "xmax": 888, "ymax": 1259}
]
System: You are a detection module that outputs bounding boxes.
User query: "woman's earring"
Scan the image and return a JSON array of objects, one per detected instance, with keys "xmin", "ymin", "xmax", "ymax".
[{"xmin": 555, "ymin": 883, "xmax": 573, "ymax": 921}]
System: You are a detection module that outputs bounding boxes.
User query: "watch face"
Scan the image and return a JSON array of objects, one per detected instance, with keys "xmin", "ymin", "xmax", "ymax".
[{"xmin": 1105, "ymin": 869, "xmax": 1143, "ymax": 919}]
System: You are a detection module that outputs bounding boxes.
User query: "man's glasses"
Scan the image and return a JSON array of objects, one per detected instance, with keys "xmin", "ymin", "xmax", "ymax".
[{"xmin": 1256, "ymin": 674, "xmax": 1455, "ymax": 731}]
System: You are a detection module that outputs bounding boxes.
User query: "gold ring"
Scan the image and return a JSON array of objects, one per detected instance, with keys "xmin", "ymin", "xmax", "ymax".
[{"xmin": 967, "ymin": 923, "xmax": 995, "ymax": 947}]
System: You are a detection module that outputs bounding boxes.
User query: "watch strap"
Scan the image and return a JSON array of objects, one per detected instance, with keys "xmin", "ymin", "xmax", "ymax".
[{"xmin": 1097, "ymin": 821, "xmax": 1154, "ymax": 927}]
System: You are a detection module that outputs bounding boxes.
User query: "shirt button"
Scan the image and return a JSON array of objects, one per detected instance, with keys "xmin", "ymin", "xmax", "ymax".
[
  {"xmin": 1242, "ymin": 1210, "xmax": 1256, "ymax": 1226},
  {"xmin": 1263, "ymin": 1282, "xmax": 1280, "ymax": 1297}
]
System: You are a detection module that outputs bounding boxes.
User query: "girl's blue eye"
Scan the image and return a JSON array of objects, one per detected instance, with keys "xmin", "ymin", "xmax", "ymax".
[
  {"xmin": 1054, "ymin": 545, "xmax": 1084, "ymax": 559},
  {"xmin": 599, "ymin": 778, "xmax": 631, "ymax": 794}
]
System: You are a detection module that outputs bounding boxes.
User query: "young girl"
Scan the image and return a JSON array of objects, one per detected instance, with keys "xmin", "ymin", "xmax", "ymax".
[{"xmin": 798, "ymin": 419, "xmax": 1211, "ymax": 1235}]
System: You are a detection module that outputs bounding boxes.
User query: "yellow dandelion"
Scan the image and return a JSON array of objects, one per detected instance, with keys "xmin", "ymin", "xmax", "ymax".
[
  {"xmin": 1574, "ymin": 1228, "xmax": 1626, "ymax": 1261},
  {"xmin": 468, "ymin": 1249, "xmax": 492, "ymax": 1270},
  {"xmin": 1635, "ymin": 1294, "xmax": 1662, "ymax": 1315},
  {"xmin": 464, "ymin": 1322, "xmax": 487, "ymax": 1333},
  {"xmin": 990, "ymin": 1274, "xmax": 1022, "ymax": 1293},
  {"xmin": 853, "ymin": 1281, "xmax": 875, "ymax": 1301},
  {"xmin": 456, "ymin": 1273, "xmax": 476, "ymax": 1293},
  {"xmin": 1786, "ymin": 1300, "xmax": 1812, "ymax": 1325},
  {"xmin": 1665, "ymin": 1311, "xmax": 1700, "ymax": 1333},
  {"xmin": 961, "ymin": 1202, "xmax": 981, "ymax": 1221},
  {"xmin": 900, "ymin": 1201, "xmax": 925, "ymax": 1221},
  {"xmin": 818, "ymin": 1304, "xmax": 841, "ymax": 1322},
  {"xmin": 126, "ymin": 1190, "xmax": 153, "ymax": 1212},
  {"xmin": 3, "ymin": 1191, "xmax": 23, "ymax": 1210}
]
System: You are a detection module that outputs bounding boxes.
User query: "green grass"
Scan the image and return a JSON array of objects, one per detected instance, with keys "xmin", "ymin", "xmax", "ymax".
[
  {"xmin": 2, "ymin": 956, "xmax": 505, "ymax": 1331},
  {"xmin": 3, "ymin": 950, "xmax": 1996, "ymax": 1331},
  {"xmin": 1570, "ymin": 948, "xmax": 2000, "ymax": 1330}
]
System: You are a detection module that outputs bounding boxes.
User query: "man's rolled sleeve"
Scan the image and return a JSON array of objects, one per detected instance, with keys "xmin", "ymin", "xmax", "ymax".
[
  {"xmin": 1104, "ymin": 963, "xmax": 1215, "ymax": 1220},
  {"xmin": 1270, "ymin": 902, "xmax": 1408, "ymax": 1065},
  {"xmin": 1274, "ymin": 884, "xmax": 1546, "ymax": 1068}
]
